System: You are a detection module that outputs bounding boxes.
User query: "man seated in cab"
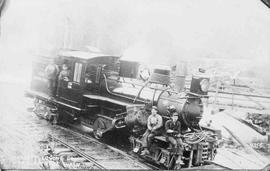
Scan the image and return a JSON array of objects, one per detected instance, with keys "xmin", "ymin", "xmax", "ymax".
[
  {"xmin": 57, "ymin": 63, "xmax": 71, "ymax": 99},
  {"xmin": 141, "ymin": 106, "xmax": 163, "ymax": 155},
  {"xmin": 165, "ymin": 111, "xmax": 183, "ymax": 151},
  {"xmin": 58, "ymin": 63, "xmax": 70, "ymax": 81}
]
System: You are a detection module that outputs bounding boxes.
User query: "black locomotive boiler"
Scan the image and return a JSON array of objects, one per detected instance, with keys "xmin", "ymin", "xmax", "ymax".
[{"xmin": 26, "ymin": 49, "xmax": 220, "ymax": 169}]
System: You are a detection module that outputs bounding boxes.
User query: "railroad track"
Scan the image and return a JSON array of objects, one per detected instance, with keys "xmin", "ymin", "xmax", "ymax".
[
  {"xmin": 48, "ymin": 126, "xmax": 228, "ymax": 170},
  {"xmin": 48, "ymin": 134, "xmax": 106, "ymax": 169},
  {"xmin": 48, "ymin": 126, "xmax": 153, "ymax": 170},
  {"xmin": 29, "ymin": 107, "xmax": 224, "ymax": 170}
]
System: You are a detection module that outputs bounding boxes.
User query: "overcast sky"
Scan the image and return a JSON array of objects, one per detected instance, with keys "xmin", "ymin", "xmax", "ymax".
[{"xmin": 0, "ymin": 0, "xmax": 269, "ymax": 83}]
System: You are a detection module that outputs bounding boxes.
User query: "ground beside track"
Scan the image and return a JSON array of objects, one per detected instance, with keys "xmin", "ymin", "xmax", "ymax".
[
  {"xmin": 0, "ymin": 81, "xmax": 269, "ymax": 169},
  {"xmin": 0, "ymin": 82, "xmax": 151, "ymax": 169},
  {"xmin": 0, "ymin": 82, "xmax": 57, "ymax": 169}
]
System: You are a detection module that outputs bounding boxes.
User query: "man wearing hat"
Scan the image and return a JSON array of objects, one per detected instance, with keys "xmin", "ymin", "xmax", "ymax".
[
  {"xmin": 58, "ymin": 63, "xmax": 71, "ymax": 81},
  {"xmin": 165, "ymin": 111, "xmax": 183, "ymax": 151},
  {"xmin": 141, "ymin": 106, "xmax": 163, "ymax": 155},
  {"xmin": 44, "ymin": 58, "xmax": 59, "ymax": 97}
]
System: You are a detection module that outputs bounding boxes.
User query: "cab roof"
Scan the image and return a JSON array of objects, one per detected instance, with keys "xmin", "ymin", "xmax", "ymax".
[{"xmin": 58, "ymin": 49, "xmax": 119, "ymax": 60}]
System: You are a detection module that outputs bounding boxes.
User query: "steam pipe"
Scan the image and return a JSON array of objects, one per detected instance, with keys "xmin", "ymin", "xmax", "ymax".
[{"xmin": 102, "ymin": 74, "xmax": 145, "ymax": 103}]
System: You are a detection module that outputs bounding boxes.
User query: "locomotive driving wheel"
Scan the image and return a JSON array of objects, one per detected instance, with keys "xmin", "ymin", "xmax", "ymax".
[{"xmin": 93, "ymin": 118, "xmax": 106, "ymax": 140}]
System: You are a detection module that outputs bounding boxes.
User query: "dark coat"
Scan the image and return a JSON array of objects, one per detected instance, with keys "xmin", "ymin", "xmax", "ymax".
[{"xmin": 165, "ymin": 120, "xmax": 181, "ymax": 136}]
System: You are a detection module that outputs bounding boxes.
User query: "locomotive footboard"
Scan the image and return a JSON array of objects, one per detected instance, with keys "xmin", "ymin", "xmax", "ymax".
[{"xmin": 129, "ymin": 130, "xmax": 218, "ymax": 169}]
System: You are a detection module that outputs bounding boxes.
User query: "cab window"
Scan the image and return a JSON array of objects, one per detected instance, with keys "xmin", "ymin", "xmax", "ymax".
[
  {"xmin": 85, "ymin": 64, "xmax": 97, "ymax": 83},
  {"xmin": 73, "ymin": 62, "xmax": 83, "ymax": 83}
]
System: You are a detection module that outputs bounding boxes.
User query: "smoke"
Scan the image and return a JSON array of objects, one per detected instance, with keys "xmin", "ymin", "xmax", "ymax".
[{"xmin": 0, "ymin": 0, "xmax": 269, "ymax": 85}]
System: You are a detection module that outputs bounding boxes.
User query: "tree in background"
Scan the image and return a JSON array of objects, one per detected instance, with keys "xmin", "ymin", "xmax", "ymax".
[
  {"xmin": 0, "ymin": 0, "xmax": 7, "ymax": 35},
  {"xmin": 261, "ymin": 0, "xmax": 270, "ymax": 8}
]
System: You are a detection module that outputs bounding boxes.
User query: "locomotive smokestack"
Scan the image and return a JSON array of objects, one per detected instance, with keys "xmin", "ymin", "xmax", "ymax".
[{"xmin": 174, "ymin": 61, "xmax": 187, "ymax": 92}]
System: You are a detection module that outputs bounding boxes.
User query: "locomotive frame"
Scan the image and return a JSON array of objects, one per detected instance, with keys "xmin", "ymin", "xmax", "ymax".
[{"xmin": 26, "ymin": 49, "xmax": 219, "ymax": 169}]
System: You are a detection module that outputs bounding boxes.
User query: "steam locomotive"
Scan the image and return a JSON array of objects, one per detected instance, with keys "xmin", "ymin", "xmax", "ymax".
[{"xmin": 26, "ymin": 49, "xmax": 219, "ymax": 169}]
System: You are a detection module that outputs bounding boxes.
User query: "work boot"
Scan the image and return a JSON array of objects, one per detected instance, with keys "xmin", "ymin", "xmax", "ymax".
[
  {"xmin": 176, "ymin": 158, "xmax": 184, "ymax": 165},
  {"xmin": 167, "ymin": 144, "xmax": 173, "ymax": 150},
  {"xmin": 141, "ymin": 149, "xmax": 150, "ymax": 156}
]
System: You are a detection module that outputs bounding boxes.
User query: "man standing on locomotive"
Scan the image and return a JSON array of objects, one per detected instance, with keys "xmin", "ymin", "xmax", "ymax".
[
  {"xmin": 44, "ymin": 58, "xmax": 59, "ymax": 97},
  {"xmin": 165, "ymin": 110, "xmax": 183, "ymax": 151},
  {"xmin": 141, "ymin": 106, "xmax": 163, "ymax": 155}
]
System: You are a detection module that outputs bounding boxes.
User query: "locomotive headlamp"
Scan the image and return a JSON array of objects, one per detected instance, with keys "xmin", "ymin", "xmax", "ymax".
[
  {"xmin": 200, "ymin": 79, "xmax": 210, "ymax": 92},
  {"xmin": 190, "ymin": 75, "xmax": 210, "ymax": 95}
]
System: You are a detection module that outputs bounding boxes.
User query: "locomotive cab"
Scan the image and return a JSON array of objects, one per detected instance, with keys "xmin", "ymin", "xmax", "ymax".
[
  {"xmin": 56, "ymin": 50, "xmax": 121, "ymax": 107},
  {"xmin": 56, "ymin": 54, "xmax": 85, "ymax": 108},
  {"xmin": 27, "ymin": 50, "xmax": 136, "ymax": 137},
  {"xmin": 54, "ymin": 50, "xmax": 133, "ymax": 137}
]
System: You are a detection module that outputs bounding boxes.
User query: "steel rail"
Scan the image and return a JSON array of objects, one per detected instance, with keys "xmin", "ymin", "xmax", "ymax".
[
  {"xmin": 49, "ymin": 134, "xmax": 106, "ymax": 169},
  {"xmin": 52, "ymin": 125, "xmax": 153, "ymax": 170}
]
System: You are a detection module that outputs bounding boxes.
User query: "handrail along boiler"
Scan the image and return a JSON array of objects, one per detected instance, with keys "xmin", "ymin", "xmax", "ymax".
[{"xmin": 26, "ymin": 49, "xmax": 219, "ymax": 169}]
